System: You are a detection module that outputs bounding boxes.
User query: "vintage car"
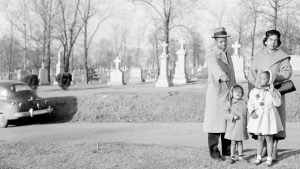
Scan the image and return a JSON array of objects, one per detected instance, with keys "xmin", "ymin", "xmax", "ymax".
[{"xmin": 0, "ymin": 80, "xmax": 53, "ymax": 128}]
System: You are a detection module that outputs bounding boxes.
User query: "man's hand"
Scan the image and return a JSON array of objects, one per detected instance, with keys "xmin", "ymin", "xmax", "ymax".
[
  {"xmin": 220, "ymin": 74, "xmax": 229, "ymax": 82},
  {"xmin": 233, "ymin": 114, "xmax": 239, "ymax": 120}
]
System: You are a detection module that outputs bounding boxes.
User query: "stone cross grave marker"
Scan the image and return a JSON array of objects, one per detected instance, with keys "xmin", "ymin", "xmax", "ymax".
[
  {"xmin": 232, "ymin": 41, "xmax": 241, "ymax": 57},
  {"xmin": 231, "ymin": 41, "xmax": 245, "ymax": 82},
  {"xmin": 113, "ymin": 56, "xmax": 121, "ymax": 69}
]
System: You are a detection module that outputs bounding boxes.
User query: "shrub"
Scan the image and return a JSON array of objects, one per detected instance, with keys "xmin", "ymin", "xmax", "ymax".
[
  {"xmin": 22, "ymin": 74, "xmax": 39, "ymax": 91},
  {"xmin": 55, "ymin": 72, "xmax": 72, "ymax": 90}
]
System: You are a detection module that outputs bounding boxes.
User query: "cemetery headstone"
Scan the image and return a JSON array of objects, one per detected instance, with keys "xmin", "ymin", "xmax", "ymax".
[
  {"xmin": 38, "ymin": 63, "xmax": 49, "ymax": 85},
  {"xmin": 54, "ymin": 49, "xmax": 65, "ymax": 85},
  {"xmin": 108, "ymin": 56, "xmax": 124, "ymax": 86},
  {"xmin": 129, "ymin": 67, "xmax": 142, "ymax": 83},
  {"xmin": 291, "ymin": 55, "xmax": 300, "ymax": 75},
  {"xmin": 173, "ymin": 38, "xmax": 188, "ymax": 85},
  {"xmin": 155, "ymin": 42, "xmax": 172, "ymax": 87},
  {"xmin": 231, "ymin": 41, "xmax": 246, "ymax": 82}
]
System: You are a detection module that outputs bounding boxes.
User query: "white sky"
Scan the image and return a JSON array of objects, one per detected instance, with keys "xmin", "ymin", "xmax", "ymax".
[{"xmin": 0, "ymin": 0, "xmax": 241, "ymax": 54}]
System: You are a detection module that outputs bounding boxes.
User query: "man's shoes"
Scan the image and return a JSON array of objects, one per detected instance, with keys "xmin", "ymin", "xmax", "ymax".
[
  {"xmin": 228, "ymin": 156, "xmax": 235, "ymax": 164},
  {"xmin": 272, "ymin": 153, "xmax": 278, "ymax": 163},
  {"xmin": 211, "ymin": 156, "xmax": 225, "ymax": 161}
]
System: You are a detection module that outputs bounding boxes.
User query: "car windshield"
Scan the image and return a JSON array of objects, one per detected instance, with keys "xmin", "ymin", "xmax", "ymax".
[
  {"xmin": 0, "ymin": 87, "xmax": 10, "ymax": 97},
  {"xmin": 15, "ymin": 84, "xmax": 32, "ymax": 92}
]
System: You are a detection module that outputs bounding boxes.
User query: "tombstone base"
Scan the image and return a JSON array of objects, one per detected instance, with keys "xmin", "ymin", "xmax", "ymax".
[
  {"xmin": 155, "ymin": 76, "xmax": 172, "ymax": 87},
  {"xmin": 173, "ymin": 73, "xmax": 188, "ymax": 85},
  {"xmin": 128, "ymin": 77, "xmax": 143, "ymax": 83},
  {"xmin": 53, "ymin": 80, "xmax": 59, "ymax": 85}
]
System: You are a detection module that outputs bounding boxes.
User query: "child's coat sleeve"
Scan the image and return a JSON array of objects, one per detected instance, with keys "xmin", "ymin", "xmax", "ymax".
[
  {"xmin": 271, "ymin": 89, "xmax": 282, "ymax": 107},
  {"xmin": 224, "ymin": 101, "xmax": 234, "ymax": 122}
]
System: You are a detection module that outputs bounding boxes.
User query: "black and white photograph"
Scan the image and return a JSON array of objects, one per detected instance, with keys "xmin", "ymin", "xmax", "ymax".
[{"xmin": 0, "ymin": 0, "xmax": 300, "ymax": 168}]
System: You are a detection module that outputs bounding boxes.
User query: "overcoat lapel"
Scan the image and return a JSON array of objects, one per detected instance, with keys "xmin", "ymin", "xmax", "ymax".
[{"xmin": 252, "ymin": 48, "xmax": 290, "ymax": 70}]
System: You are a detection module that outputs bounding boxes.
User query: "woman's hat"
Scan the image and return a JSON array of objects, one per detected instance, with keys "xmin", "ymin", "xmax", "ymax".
[{"xmin": 211, "ymin": 27, "xmax": 230, "ymax": 38}]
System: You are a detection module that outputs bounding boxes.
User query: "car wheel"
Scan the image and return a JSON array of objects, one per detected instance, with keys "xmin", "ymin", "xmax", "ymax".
[{"xmin": 0, "ymin": 114, "xmax": 8, "ymax": 128}]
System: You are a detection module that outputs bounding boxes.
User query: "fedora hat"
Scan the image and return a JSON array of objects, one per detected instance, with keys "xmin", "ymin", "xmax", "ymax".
[{"xmin": 211, "ymin": 27, "xmax": 230, "ymax": 38}]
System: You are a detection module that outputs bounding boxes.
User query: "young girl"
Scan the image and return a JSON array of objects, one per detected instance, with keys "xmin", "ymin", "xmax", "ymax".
[
  {"xmin": 247, "ymin": 70, "xmax": 283, "ymax": 166},
  {"xmin": 224, "ymin": 84, "xmax": 249, "ymax": 164}
]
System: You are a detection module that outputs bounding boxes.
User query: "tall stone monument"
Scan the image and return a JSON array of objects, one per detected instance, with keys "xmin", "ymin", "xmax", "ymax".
[
  {"xmin": 155, "ymin": 42, "xmax": 172, "ymax": 87},
  {"xmin": 108, "ymin": 56, "xmax": 124, "ymax": 86},
  {"xmin": 173, "ymin": 38, "xmax": 188, "ymax": 85},
  {"xmin": 38, "ymin": 62, "xmax": 49, "ymax": 85},
  {"xmin": 54, "ymin": 49, "xmax": 65, "ymax": 85},
  {"xmin": 231, "ymin": 41, "xmax": 246, "ymax": 82}
]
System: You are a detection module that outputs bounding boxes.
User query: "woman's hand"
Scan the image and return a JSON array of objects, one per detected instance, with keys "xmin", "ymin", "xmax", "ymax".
[
  {"xmin": 232, "ymin": 114, "xmax": 239, "ymax": 122},
  {"xmin": 251, "ymin": 109, "xmax": 258, "ymax": 119}
]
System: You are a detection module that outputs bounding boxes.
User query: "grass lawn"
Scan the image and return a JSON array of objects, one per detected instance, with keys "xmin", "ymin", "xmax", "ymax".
[
  {"xmin": 36, "ymin": 75, "xmax": 300, "ymax": 123},
  {"xmin": 0, "ymin": 141, "xmax": 299, "ymax": 169}
]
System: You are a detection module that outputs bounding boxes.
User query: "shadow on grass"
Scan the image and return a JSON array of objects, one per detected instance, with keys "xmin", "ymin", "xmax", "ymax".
[
  {"xmin": 276, "ymin": 149, "xmax": 300, "ymax": 162},
  {"xmin": 42, "ymin": 85, "xmax": 109, "ymax": 93},
  {"xmin": 8, "ymin": 96, "xmax": 78, "ymax": 127},
  {"xmin": 243, "ymin": 148, "xmax": 300, "ymax": 163}
]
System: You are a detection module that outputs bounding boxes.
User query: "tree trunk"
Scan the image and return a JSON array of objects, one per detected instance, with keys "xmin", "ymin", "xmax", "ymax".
[
  {"xmin": 8, "ymin": 24, "xmax": 13, "ymax": 80},
  {"xmin": 273, "ymin": 0, "xmax": 278, "ymax": 30},
  {"xmin": 251, "ymin": 14, "xmax": 257, "ymax": 60},
  {"xmin": 84, "ymin": 22, "xmax": 88, "ymax": 84}
]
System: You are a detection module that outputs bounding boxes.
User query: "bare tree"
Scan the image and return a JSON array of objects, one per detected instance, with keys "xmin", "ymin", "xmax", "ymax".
[
  {"xmin": 32, "ymin": 0, "xmax": 58, "ymax": 83},
  {"xmin": 230, "ymin": 4, "xmax": 251, "ymax": 57},
  {"xmin": 209, "ymin": 1, "xmax": 227, "ymax": 27},
  {"xmin": 188, "ymin": 28, "xmax": 204, "ymax": 68},
  {"xmin": 56, "ymin": 0, "xmax": 83, "ymax": 72},
  {"xmin": 2, "ymin": 0, "xmax": 31, "ymax": 70},
  {"xmin": 79, "ymin": 0, "xmax": 111, "ymax": 84},
  {"xmin": 148, "ymin": 22, "xmax": 160, "ymax": 69},
  {"xmin": 241, "ymin": 0, "xmax": 262, "ymax": 60},
  {"xmin": 261, "ymin": 0, "xmax": 291, "ymax": 30},
  {"xmin": 132, "ymin": 0, "xmax": 200, "ymax": 54}
]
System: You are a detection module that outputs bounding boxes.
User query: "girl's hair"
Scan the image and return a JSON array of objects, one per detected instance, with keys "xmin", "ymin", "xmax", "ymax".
[
  {"xmin": 228, "ymin": 84, "xmax": 244, "ymax": 108},
  {"xmin": 232, "ymin": 85, "xmax": 244, "ymax": 97},
  {"xmin": 263, "ymin": 29, "xmax": 281, "ymax": 47}
]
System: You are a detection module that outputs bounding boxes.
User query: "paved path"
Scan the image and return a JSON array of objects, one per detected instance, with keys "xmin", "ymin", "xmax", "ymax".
[{"xmin": 1, "ymin": 123, "xmax": 299, "ymax": 149}]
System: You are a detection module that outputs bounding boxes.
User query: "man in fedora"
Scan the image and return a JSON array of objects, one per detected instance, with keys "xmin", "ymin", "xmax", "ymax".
[{"xmin": 203, "ymin": 27, "xmax": 236, "ymax": 160}]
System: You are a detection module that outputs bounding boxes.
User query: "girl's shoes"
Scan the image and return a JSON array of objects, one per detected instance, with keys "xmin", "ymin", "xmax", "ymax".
[
  {"xmin": 253, "ymin": 158, "xmax": 262, "ymax": 165},
  {"xmin": 266, "ymin": 157, "xmax": 273, "ymax": 167},
  {"xmin": 238, "ymin": 154, "xmax": 246, "ymax": 162}
]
